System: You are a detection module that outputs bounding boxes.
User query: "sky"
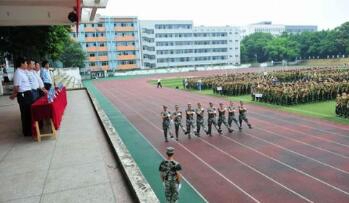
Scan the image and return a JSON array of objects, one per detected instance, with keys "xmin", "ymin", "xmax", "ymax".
[{"xmin": 98, "ymin": 0, "xmax": 349, "ymax": 30}]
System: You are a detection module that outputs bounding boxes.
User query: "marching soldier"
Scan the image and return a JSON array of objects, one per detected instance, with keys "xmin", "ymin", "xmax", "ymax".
[
  {"xmin": 227, "ymin": 101, "xmax": 240, "ymax": 130},
  {"xmin": 195, "ymin": 102, "xmax": 207, "ymax": 136},
  {"xmin": 172, "ymin": 105, "xmax": 186, "ymax": 141},
  {"xmin": 159, "ymin": 147, "xmax": 182, "ymax": 203},
  {"xmin": 207, "ymin": 102, "xmax": 222, "ymax": 136},
  {"xmin": 161, "ymin": 105, "xmax": 172, "ymax": 142},
  {"xmin": 218, "ymin": 103, "xmax": 233, "ymax": 133},
  {"xmin": 238, "ymin": 101, "xmax": 252, "ymax": 131},
  {"xmin": 185, "ymin": 103, "xmax": 195, "ymax": 139}
]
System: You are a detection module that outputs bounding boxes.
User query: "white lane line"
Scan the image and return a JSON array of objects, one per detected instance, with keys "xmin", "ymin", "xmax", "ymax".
[
  {"xmin": 104, "ymin": 89, "xmax": 260, "ymax": 203},
  {"xmin": 250, "ymin": 114, "xmax": 349, "ymax": 148},
  {"xmin": 95, "ymin": 88, "xmax": 209, "ymax": 203},
  {"xmin": 118, "ymin": 86, "xmax": 349, "ymax": 197},
  {"xmin": 198, "ymin": 138, "xmax": 313, "ymax": 202}
]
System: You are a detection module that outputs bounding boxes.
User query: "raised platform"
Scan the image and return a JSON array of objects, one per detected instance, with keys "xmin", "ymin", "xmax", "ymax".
[{"xmin": 0, "ymin": 90, "xmax": 133, "ymax": 202}]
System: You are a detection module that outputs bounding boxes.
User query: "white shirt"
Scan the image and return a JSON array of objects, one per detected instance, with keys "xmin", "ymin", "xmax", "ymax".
[
  {"xmin": 40, "ymin": 68, "xmax": 52, "ymax": 84},
  {"xmin": 34, "ymin": 71, "xmax": 44, "ymax": 88},
  {"xmin": 13, "ymin": 68, "xmax": 31, "ymax": 92},
  {"xmin": 27, "ymin": 70, "xmax": 40, "ymax": 89}
]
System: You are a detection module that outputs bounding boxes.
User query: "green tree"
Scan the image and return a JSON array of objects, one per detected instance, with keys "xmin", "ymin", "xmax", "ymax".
[
  {"xmin": 335, "ymin": 22, "xmax": 349, "ymax": 54},
  {"xmin": 59, "ymin": 39, "xmax": 86, "ymax": 68},
  {"xmin": 0, "ymin": 25, "xmax": 70, "ymax": 61},
  {"xmin": 241, "ymin": 32, "xmax": 273, "ymax": 63},
  {"xmin": 266, "ymin": 36, "xmax": 300, "ymax": 61}
]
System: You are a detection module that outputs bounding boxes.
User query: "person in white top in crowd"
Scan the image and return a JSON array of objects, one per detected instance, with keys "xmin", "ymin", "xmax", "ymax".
[
  {"xmin": 26, "ymin": 59, "xmax": 41, "ymax": 102},
  {"xmin": 10, "ymin": 57, "xmax": 33, "ymax": 137},
  {"xmin": 34, "ymin": 62, "xmax": 47, "ymax": 97},
  {"xmin": 40, "ymin": 60, "xmax": 52, "ymax": 90}
]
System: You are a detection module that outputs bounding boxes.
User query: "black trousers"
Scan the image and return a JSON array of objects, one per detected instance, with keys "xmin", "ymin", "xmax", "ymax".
[
  {"xmin": 44, "ymin": 83, "xmax": 52, "ymax": 91},
  {"xmin": 17, "ymin": 91, "xmax": 33, "ymax": 137}
]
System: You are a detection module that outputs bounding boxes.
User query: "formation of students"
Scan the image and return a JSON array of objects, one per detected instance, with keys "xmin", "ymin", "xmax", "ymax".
[
  {"xmin": 161, "ymin": 101, "xmax": 252, "ymax": 142},
  {"xmin": 10, "ymin": 57, "xmax": 53, "ymax": 137}
]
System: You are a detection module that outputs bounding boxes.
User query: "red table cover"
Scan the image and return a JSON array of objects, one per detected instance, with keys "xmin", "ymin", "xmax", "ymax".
[{"xmin": 31, "ymin": 87, "xmax": 67, "ymax": 137}]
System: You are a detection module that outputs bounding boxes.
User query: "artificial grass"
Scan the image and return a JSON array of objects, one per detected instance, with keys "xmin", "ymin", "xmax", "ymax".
[{"xmin": 150, "ymin": 78, "xmax": 349, "ymax": 125}]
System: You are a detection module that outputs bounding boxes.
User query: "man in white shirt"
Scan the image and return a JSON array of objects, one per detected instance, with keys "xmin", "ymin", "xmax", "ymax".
[
  {"xmin": 40, "ymin": 61, "xmax": 52, "ymax": 90},
  {"xmin": 34, "ymin": 62, "xmax": 47, "ymax": 97},
  {"xmin": 10, "ymin": 57, "xmax": 33, "ymax": 137},
  {"xmin": 27, "ymin": 60, "xmax": 47, "ymax": 101}
]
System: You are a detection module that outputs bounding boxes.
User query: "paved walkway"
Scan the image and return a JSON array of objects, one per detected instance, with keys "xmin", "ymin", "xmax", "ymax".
[{"xmin": 0, "ymin": 90, "xmax": 134, "ymax": 203}]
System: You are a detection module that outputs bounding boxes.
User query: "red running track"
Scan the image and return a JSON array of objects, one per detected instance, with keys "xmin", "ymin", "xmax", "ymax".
[{"xmin": 94, "ymin": 73, "xmax": 349, "ymax": 203}]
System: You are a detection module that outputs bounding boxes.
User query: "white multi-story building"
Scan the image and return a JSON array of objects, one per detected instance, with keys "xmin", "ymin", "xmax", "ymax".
[
  {"xmin": 140, "ymin": 20, "xmax": 240, "ymax": 69},
  {"xmin": 240, "ymin": 21, "xmax": 317, "ymax": 38}
]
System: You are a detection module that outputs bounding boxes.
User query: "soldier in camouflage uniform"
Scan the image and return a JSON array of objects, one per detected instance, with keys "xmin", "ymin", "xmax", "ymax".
[
  {"xmin": 185, "ymin": 103, "xmax": 195, "ymax": 139},
  {"xmin": 238, "ymin": 101, "xmax": 252, "ymax": 131},
  {"xmin": 161, "ymin": 106, "xmax": 172, "ymax": 142},
  {"xmin": 195, "ymin": 102, "xmax": 207, "ymax": 136},
  {"xmin": 159, "ymin": 147, "xmax": 182, "ymax": 203},
  {"xmin": 336, "ymin": 94, "xmax": 341, "ymax": 116},
  {"xmin": 227, "ymin": 101, "xmax": 240, "ymax": 130},
  {"xmin": 207, "ymin": 102, "xmax": 222, "ymax": 136},
  {"xmin": 218, "ymin": 103, "xmax": 233, "ymax": 133},
  {"xmin": 172, "ymin": 105, "xmax": 187, "ymax": 141}
]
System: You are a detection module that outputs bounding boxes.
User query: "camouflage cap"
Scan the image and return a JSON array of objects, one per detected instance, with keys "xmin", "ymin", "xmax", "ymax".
[{"xmin": 166, "ymin": 147, "xmax": 174, "ymax": 155}]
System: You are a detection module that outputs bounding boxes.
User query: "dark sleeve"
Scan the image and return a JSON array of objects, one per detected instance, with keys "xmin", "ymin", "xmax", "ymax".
[
  {"xmin": 175, "ymin": 163, "xmax": 182, "ymax": 171},
  {"xmin": 159, "ymin": 161, "xmax": 165, "ymax": 171}
]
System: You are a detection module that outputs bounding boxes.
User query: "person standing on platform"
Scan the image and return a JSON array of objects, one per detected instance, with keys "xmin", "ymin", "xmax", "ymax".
[
  {"xmin": 40, "ymin": 60, "xmax": 52, "ymax": 90},
  {"xmin": 185, "ymin": 103, "xmax": 195, "ymax": 139},
  {"xmin": 161, "ymin": 105, "xmax": 172, "ymax": 142},
  {"xmin": 159, "ymin": 147, "xmax": 182, "ymax": 203},
  {"xmin": 238, "ymin": 101, "xmax": 252, "ymax": 131},
  {"xmin": 227, "ymin": 101, "xmax": 240, "ymax": 130},
  {"xmin": 195, "ymin": 102, "xmax": 207, "ymax": 136},
  {"xmin": 207, "ymin": 102, "xmax": 221, "ymax": 136},
  {"xmin": 34, "ymin": 62, "xmax": 47, "ymax": 97},
  {"xmin": 172, "ymin": 105, "xmax": 186, "ymax": 141},
  {"xmin": 10, "ymin": 57, "xmax": 33, "ymax": 137},
  {"xmin": 218, "ymin": 103, "xmax": 233, "ymax": 133},
  {"xmin": 26, "ymin": 59, "xmax": 41, "ymax": 102}
]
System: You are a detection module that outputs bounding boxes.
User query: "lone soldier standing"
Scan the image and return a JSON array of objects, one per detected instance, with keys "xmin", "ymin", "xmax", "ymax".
[
  {"xmin": 157, "ymin": 79, "xmax": 162, "ymax": 88},
  {"xmin": 218, "ymin": 103, "xmax": 233, "ymax": 133},
  {"xmin": 159, "ymin": 147, "xmax": 182, "ymax": 203},
  {"xmin": 238, "ymin": 101, "xmax": 252, "ymax": 131},
  {"xmin": 161, "ymin": 105, "xmax": 172, "ymax": 142},
  {"xmin": 207, "ymin": 102, "xmax": 222, "ymax": 136},
  {"xmin": 195, "ymin": 102, "xmax": 207, "ymax": 136},
  {"xmin": 185, "ymin": 103, "xmax": 195, "ymax": 139},
  {"xmin": 228, "ymin": 101, "xmax": 240, "ymax": 130},
  {"xmin": 172, "ymin": 105, "xmax": 186, "ymax": 141}
]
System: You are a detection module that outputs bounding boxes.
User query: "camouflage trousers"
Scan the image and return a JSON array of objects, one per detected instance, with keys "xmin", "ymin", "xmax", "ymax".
[
  {"xmin": 186, "ymin": 119, "xmax": 195, "ymax": 137},
  {"xmin": 239, "ymin": 114, "xmax": 252, "ymax": 129},
  {"xmin": 207, "ymin": 117, "xmax": 220, "ymax": 135},
  {"xmin": 164, "ymin": 180, "xmax": 179, "ymax": 203},
  {"xmin": 228, "ymin": 115, "xmax": 240, "ymax": 129},
  {"xmin": 196, "ymin": 118, "xmax": 207, "ymax": 135},
  {"xmin": 218, "ymin": 116, "xmax": 230, "ymax": 130},
  {"xmin": 174, "ymin": 121, "xmax": 186, "ymax": 139},
  {"xmin": 162, "ymin": 120, "xmax": 171, "ymax": 141}
]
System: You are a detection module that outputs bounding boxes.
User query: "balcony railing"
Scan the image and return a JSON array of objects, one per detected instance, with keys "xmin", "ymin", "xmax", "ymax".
[
  {"xmin": 117, "ymin": 64, "xmax": 138, "ymax": 70},
  {"xmin": 115, "ymin": 36, "xmax": 135, "ymax": 41},
  {"xmin": 115, "ymin": 26, "xmax": 135, "ymax": 32},
  {"xmin": 117, "ymin": 55, "xmax": 137, "ymax": 60}
]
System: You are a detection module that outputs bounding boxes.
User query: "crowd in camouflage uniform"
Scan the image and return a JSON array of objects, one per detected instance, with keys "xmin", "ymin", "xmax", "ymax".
[
  {"xmin": 184, "ymin": 67, "xmax": 349, "ymax": 110},
  {"xmin": 336, "ymin": 92, "xmax": 349, "ymax": 118}
]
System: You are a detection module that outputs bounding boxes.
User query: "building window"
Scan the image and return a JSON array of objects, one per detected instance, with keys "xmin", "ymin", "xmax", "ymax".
[
  {"xmin": 102, "ymin": 61, "xmax": 108, "ymax": 66},
  {"xmin": 98, "ymin": 23, "xmax": 103, "ymax": 27},
  {"xmin": 89, "ymin": 53, "xmax": 95, "ymax": 57},
  {"xmin": 90, "ymin": 62, "xmax": 96, "ymax": 66}
]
